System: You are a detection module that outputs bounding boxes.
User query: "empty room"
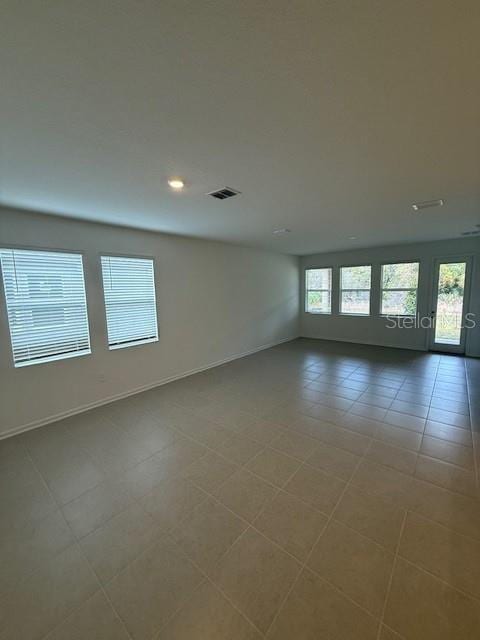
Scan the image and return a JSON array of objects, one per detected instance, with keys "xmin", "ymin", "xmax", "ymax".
[{"xmin": 1, "ymin": 1, "xmax": 480, "ymax": 639}]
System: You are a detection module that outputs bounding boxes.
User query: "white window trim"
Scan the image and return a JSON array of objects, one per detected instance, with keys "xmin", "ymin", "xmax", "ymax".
[
  {"xmin": 339, "ymin": 265, "xmax": 372, "ymax": 316},
  {"xmin": 305, "ymin": 268, "xmax": 332, "ymax": 314},
  {"xmin": 109, "ymin": 336, "xmax": 158, "ymax": 351},
  {"xmin": 380, "ymin": 262, "xmax": 419, "ymax": 317},
  {"xmin": 0, "ymin": 247, "xmax": 91, "ymax": 367},
  {"xmin": 101, "ymin": 255, "xmax": 159, "ymax": 350}
]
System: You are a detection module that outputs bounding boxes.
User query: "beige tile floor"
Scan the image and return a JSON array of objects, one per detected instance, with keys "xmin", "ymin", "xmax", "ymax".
[{"xmin": 1, "ymin": 338, "xmax": 479, "ymax": 639}]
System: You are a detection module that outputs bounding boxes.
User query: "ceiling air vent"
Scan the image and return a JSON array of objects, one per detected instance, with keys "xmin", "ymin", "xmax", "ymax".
[
  {"xmin": 411, "ymin": 199, "xmax": 444, "ymax": 212},
  {"xmin": 207, "ymin": 187, "xmax": 241, "ymax": 200}
]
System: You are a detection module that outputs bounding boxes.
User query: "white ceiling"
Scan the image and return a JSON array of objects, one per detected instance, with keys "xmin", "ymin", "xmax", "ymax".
[{"xmin": 1, "ymin": 1, "xmax": 479, "ymax": 255}]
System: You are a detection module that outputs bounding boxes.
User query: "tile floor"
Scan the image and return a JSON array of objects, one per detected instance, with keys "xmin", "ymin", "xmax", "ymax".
[{"xmin": 1, "ymin": 338, "xmax": 479, "ymax": 639}]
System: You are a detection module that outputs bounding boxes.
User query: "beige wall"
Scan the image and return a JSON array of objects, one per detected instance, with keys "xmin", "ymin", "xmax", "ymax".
[
  {"xmin": 301, "ymin": 238, "xmax": 480, "ymax": 357},
  {"xmin": 0, "ymin": 207, "xmax": 300, "ymax": 437}
]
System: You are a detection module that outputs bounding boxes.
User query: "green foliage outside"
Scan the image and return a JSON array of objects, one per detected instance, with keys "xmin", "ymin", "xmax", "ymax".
[
  {"xmin": 435, "ymin": 263, "xmax": 466, "ymax": 343},
  {"xmin": 438, "ymin": 262, "xmax": 465, "ymax": 296},
  {"xmin": 382, "ymin": 262, "xmax": 418, "ymax": 315},
  {"xmin": 307, "ymin": 262, "xmax": 467, "ymax": 342}
]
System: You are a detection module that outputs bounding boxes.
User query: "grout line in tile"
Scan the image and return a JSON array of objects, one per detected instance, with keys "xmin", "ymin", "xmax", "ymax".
[
  {"xmin": 349, "ymin": 453, "xmax": 479, "ymax": 511},
  {"xmin": 161, "ymin": 526, "xmax": 267, "ymax": 638},
  {"xmin": 262, "ymin": 453, "xmax": 375, "ymax": 637},
  {"xmin": 395, "ymin": 554, "xmax": 480, "ymax": 606},
  {"xmin": 169, "ymin": 443, "xmax": 353, "ymax": 635},
  {"xmin": 26, "ymin": 406, "xmax": 265, "ymax": 640},
  {"xmin": 150, "ymin": 577, "xmax": 209, "ymax": 640},
  {"xmin": 376, "ymin": 510, "xmax": 407, "ymax": 639},
  {"xmin": 40, "ymin": 585, "xmax": 134, "ymax": 640},
  {"xmin": 25, "ymin": 449, "xmax": 135, "ymax": 640},
  {"xmin": 162, "ymin": 383, "xmax": 479, "ymax": 525},
  {"xmin": 379, "ymin": 623, "xmax": 407, "ymax": 640}
]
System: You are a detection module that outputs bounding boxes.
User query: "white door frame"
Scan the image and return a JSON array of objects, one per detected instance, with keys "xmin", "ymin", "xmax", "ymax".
[{"xmin": 428, "ymin": 256, "xmax": 473, "ymax": 354}]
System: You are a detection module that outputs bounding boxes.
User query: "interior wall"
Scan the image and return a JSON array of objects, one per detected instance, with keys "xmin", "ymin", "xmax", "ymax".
[
  {"xmin": 0, "ymin": 207, "xmax": 300, "ymax": 437},
  {"xmin": 301, "ymin": 238, "xmax": 480, "ymax": 357}
]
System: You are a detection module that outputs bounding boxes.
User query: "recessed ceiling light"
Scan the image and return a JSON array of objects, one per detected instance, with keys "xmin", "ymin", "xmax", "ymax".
[
  {"xmin": 412, "ymin": 199, "xmax": 444, "ymax": 211},
  {"xmin": 348, "ymin": 236, "xmax": 357, "ymax": 240},
  {"xmin": 168, "ymin": 178, "xmax": 185, "ymax": 190},
  {"xmin": 273, "ymin": 228, "xmax": 291, "ymax": 235}
]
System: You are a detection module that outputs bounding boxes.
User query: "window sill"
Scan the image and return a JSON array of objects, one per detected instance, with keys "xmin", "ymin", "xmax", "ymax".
[
  {"xmin": 305, "ymin": 311, "xmax": 332, "ymax": 315},
  {"xmin": 379, "ymin": 314, "xmax": 417, "ymax": 318},
  {"xmin": 339, "ymin": 313, "xmax": 371, "ymax": 317},
  {"xmin": 109, "ymin": 337, "xmax": 158, "ymax": 351}
]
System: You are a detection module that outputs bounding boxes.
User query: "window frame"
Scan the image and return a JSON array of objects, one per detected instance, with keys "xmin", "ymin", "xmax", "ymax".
[
  {"xmin": 339, "ymin": 264, "xmax": 372, "ymax": 316},
  {"xmin": 380, "ymin": 261, "xmax": 419, "ymax": 317},
  {"xmin": 100, "ymin": 254, "xmax": 159, "ymax": 351},
  {"xmin": 305, "ymin": 267, "xmax": 333, "ymax": 314},
  {"xmin": 0, "ymin": 246, "xmax": 91, "ymax": 368}
]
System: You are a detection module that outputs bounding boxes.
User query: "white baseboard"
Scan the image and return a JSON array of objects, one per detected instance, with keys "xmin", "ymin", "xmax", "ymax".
[
  {"xmin": 0, "ymin": 335, "xmax": 298, "ymax": 441},
  {"xmin": 299, "ymin": 334, "xmax": 427, "ymax": 352}
]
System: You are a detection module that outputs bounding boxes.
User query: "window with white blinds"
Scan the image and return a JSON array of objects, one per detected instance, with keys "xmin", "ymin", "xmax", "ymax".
[
  {"xmin": 101, "ymin": 255, "xmax": 158, "ymax": 349},
  {"xmin": 0, "ymin": 248, "xmax": 91, "ymax": 367}
]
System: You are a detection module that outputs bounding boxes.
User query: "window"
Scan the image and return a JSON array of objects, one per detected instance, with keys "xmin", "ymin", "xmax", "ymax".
[
  {"xmin": 101, "ymin": 255, "xmax": 158, "ymax": 349},
  {"xmin": 0, "ymin": 248, "xmax": 91, "ymax": 367},
  {"xmin": 381, "ymin": 262, "xmax": 419, "ymax": 316},
  {"xmin": 340, "ymin": 265, "xmax": 371, "ymax": 315},
  {"xmin": 305, "ymin": 268, "xmax": 332, "ymax": 313}
]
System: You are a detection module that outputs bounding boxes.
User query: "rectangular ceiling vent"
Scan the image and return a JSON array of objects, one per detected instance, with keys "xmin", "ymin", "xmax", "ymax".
[
  {"xmin": 207, "ymin": 187, "xmax": 241, "ymax": 200},
  {"xmin": 411, "ymin": 199, "xmax": 444, "ymax": 211}
]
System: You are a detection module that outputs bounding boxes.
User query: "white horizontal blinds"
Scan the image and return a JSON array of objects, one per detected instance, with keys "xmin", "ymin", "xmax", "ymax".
[
  {"xmin": 101, "ymin": 256, "xmax": 158, "ymax": 349},
  {"xmin": 0, "ymin": 248, "xmax": 91, "ymax": 367}
]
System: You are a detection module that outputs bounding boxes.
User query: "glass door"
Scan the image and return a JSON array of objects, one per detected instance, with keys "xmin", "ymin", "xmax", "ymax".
[{"xmin": 429, "ymin": 258, "xmax": 471, "ymax": 354}]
